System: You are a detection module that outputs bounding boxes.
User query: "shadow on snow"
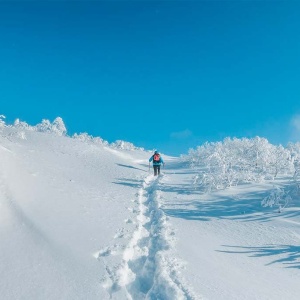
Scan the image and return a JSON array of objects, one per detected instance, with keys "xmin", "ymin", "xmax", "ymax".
[
  {"xmin": 159, "ymin": 181, "xmax": 300, "ymax": 223},
  {"xmin": 116, "ymin": 163, "xmax": 147, "ymax": 172},
  {"xmin": 112, "ymin": 177, "xmax": 144, "ymax": 188},
  {"xmin": 217, "ymin": 244, "xmax": 300, "ymax": 269}
]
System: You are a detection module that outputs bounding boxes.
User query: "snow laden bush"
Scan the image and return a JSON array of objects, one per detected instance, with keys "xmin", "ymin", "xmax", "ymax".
[
  {"xmin": 110, "ymin": 140, "xmax": 144, "ymax": 151},
  {"xmin": 0, "ymin": 117, "xmax": 27, "ymax": 139},
  {"xmin": 0, "ymin": 115, "xmax": 6, "ymax": 129},
  {"xmin": 285, "ymin": 142, "xmax": 300, "ymax": 196},
  {"xmin": 73, "ymin": 132, "xmax": 108, "ymax": 146},
  {"xmin": 6, "ymin": 116, "xmax": 141, "ymax": 151},
  {"xmin": 186, "ymin": 137, "xmax": 294, "ymax": 192},
  {"xmin": 14, "ymin": 119, "xmax": 31, "ymax": 130},
  {"xmin": 35, "ymin": 117, "xmax": 67, "ymax": 136},
  {"xmin": 13, "ymin": 117, "xmax": 67, "ymax": 136},
  {"xmin": 287, "ymin": 142, "xmax": 300, "ymax": 181},
  {"xmin": 261, "ymin": 186, "xmax": 291, "ymax": 213}
]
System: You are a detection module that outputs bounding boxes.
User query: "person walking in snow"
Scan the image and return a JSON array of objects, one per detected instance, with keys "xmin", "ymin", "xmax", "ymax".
[{"xmin": 149, "ymin": 150, "xmax": 165, "ymax": 176}]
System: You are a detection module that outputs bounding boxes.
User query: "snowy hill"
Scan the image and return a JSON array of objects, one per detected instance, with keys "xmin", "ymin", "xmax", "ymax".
[{"xmin": 1, "ymin": 123, "xmax": 300, "ymax": 300}]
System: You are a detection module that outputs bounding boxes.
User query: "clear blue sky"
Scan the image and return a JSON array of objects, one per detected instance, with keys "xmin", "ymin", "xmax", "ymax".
[{"xmin": 1, "ymin": 1, "xmax": 300, "ymax": 155}]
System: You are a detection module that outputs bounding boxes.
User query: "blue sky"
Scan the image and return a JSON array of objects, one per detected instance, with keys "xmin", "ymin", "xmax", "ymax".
[{"xmin": 1, "ymin": 1, "xmax": 300, "ymax": 155}]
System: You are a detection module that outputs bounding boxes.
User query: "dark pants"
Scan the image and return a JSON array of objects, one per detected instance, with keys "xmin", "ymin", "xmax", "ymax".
[{"xmin": 153, "ymin": 165, "xmax": 161, "ymax": 176}]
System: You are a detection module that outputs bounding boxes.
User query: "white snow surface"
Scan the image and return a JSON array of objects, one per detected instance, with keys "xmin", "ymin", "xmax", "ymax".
[{"xmin": 1, "ymin": 129, "xmax": 300, "ymax": 300}]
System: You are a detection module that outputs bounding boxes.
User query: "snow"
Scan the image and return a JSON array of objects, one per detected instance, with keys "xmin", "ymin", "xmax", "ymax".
[{"xmin": 1, "ymin": 126, "xmax": 300, "ymax": 300}]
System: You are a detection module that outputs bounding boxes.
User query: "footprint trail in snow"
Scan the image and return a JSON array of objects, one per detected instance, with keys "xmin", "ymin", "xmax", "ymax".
[{"xmin": 100, "ymin": 174, "xmax": 200, "ymax": 300}]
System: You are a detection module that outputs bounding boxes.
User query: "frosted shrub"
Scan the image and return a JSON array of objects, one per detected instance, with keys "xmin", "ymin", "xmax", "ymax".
[
  {"xmin": 51, "ymin": 117, "xmax": 67, "ymax": 136},
  {"xmin": 35, "ymin": 119, "xmax": 52, "ymax": 133},
  {"xmin": 186, "ymin": 137, "xmax": 295, "ymax": 192},
  {"xmin": 287, "ymin": 143, "xmax": 300, "ymax": 181},
  {"xmin": 110, "ymin": 140, "xmax": 143, "ymax": 151},
  {"xmin": 0, "ymin": 115, "xmax": 6, "ymax": 129},
  {"xmin": 13, "ymin": 119, "xmax": 32, "ymax": 130},
  {"xmin": 268, "ymin": 145, "xmax": 293, "ymax": 178},
  {"xmin": 13, "ymin": 117, "xmax": 67, "ymax": 137},
  {"xmin": 73, "ymin": 132, "xmax": 93, "ymax": 143},
  {"xmin": 284, "ymin": 143, "xmax": 300, "ymax": 197},
  {"xmin": 73, "ymin": 132, "xmax": 108, "ymax": 145},
  {"xmin": 35, "ymin": 117, "xmax": 67, "ymax": 136},
  {"xmin": 261, "ymin": 186, "xmax": 291, "ymax": 212},
  {"xmin": 93, "ymin": 137, "xmax": 109, "ymax": 146}
]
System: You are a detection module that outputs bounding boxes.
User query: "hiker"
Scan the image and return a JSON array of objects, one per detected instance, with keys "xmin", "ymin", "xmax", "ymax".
[{"xmin": 149, "ymin": 150, "xmax": 165, "ymax": 176}]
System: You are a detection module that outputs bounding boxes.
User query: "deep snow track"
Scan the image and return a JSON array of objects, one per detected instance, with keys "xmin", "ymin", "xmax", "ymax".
[{"xmin": 101, "ymin": 174, "xmax": 199, "ymax": 300}]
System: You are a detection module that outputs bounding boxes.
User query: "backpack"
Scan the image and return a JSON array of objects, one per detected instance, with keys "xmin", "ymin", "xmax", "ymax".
[{"xmin": 153, "ymin": 153, "xmax": 160, "ymax": 162}]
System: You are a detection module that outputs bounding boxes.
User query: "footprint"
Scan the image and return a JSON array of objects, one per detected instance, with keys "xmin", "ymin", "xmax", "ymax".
[
  {"xmin": 114, "ymin": 228, "xmax": 128, "ymax": 239},
  {"xmin": 127, "ymin": 207, "xmax": 139, "ymax": 214},
  {"xmin": 97, "ymin": 247, "xmax": 112, "ymax": 257},
  {"xmin": 124, "ymin": 218, "xmax": 134, "ymax": 224},
  {"xmin": 96, "ymin": 244, "xmax": 124, "ymax": 258}
]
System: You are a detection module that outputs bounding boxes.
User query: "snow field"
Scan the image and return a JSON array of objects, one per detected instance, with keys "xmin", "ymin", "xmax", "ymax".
[
  {"xmin": 2, "ymin": 125, "xmax": 300, "ymax": 300},
  {"xmin": 159, "ymin": 169, "xmax": 300, "ymax": 300}
]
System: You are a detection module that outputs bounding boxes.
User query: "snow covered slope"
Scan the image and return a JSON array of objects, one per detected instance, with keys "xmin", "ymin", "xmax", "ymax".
[
  {"xmin": 160, "ymin": 166, "xmax": 300, "ymax": 300},
  {"xmin": 1, "ymin": 128, "xmax": 300, "ymax": 300},
  {"xmin": 0, "ymin": 128, "xmax": 153, "ymax": 299}
]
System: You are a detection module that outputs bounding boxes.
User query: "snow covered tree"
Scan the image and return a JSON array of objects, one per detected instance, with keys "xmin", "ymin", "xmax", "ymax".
[
  {"xmin": 186, "ymin": 137, "xmax": 295, "ymax": 192},
  {"xmin": 73, "ymin": 132, "xmax": 93, "ymax": 143},
  {"xmin": 261, "ymin": 186, "xmax": 291, "ymax": 212},
  {"xmin": 0, "ymin": 115, "xmax": 6, "ymax": 129},
  {"xmin": 72, "ymin": 132, "xmax": 108, "ymax": 145},
  {"xmin": 110, "ymin": 140, "xmax": 143, "ymax": 151},
  {"xmin": 35, "ymin": 119, "xmax": 52, "ymax": 133},
  {"xmin": 51, "ymin": 117, "xmax": 67, "ymax": 136},
  {"xmin": 14, "ymin": 119, "xmax": 28, "ymax": 129},
  {"xmin": 34, "ymin": 117, "xmax": 67, "ymax": 136}
]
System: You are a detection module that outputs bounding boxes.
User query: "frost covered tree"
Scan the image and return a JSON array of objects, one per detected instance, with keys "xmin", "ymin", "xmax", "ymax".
[
  {"xmin": 52, "ymin": 117, "xmax": 67, "ymax": 136},
  {"xmin": 285, "ymin": 142, "xmax": 300, "ymax": 196},
  {"xmin": 72, "ymin": 132, "xmax": 108, "ymax": 145},
  {"xmin": 110, "ymin": 140, "xmax": 143, "ymax": 151},
  {"xmin": 287, "ymin": 142, "xmax": 300, "ymax": 179},
  {"xmin": 35, "ymin": 117, "xmax": 67, "ymax": 136},
  {"xmin": 186, "ymin": 137, "xmax": 295, "ymax": 192},
  {"xmin": 13, "ymin": 119, "xmax": 30, "ymax": 130},
  {"xmin": 73, "ymin": 132, "xmax": 94, "ymax": 143},
  {"xmin": 0, "ymin": 115, "xmax": 6, "ymax": 129},
  {"xmin": 261, "ymin": 186, "xmax": 291, "ymax": 213},
  {"xmin": 35, "ymin": 119, "xmax": 52, "ymax": 133},
  {"xmin": 269, "ymin": 145, "xmax": 293, "ymax": 178}
]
